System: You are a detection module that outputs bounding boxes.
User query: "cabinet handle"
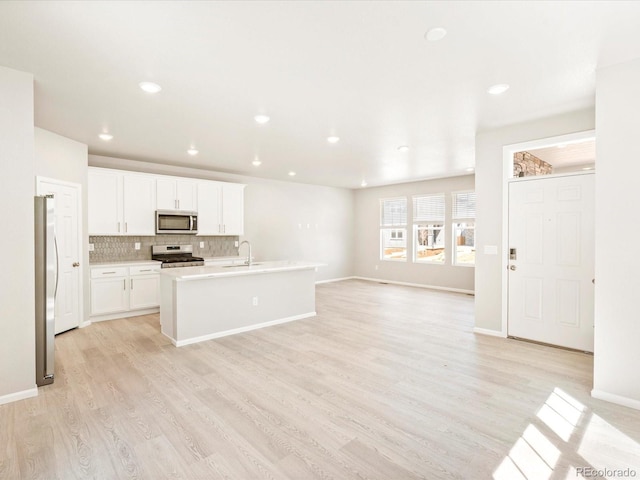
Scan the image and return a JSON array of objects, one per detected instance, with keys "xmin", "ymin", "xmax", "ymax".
[
  {"xmin": 123, "ymin": 279, "xmax": 126, "ymax": 290},
  {"xmin": 117, "ymin": 222, "xmax": 120, "ymax": 233},
  {"xmin": 125, "ymin": 222, "xmax": 128, "ymax": 233},
  {"xmin": 139, "ymin": 269, "xmax": 151, "ymax": 272},
  {"xmin": 131, "ymin": 278, "xmax": 133, "ymax": 290},
  {"xmin": 102, "ymin": 271, "xmax": 117, "ymax": 275}
]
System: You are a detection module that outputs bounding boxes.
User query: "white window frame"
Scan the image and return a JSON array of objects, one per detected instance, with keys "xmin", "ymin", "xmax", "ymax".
[
  {"xmin": 380, "ymin": 197, "xmax": 408, "ymax": 262},
  {"xmin": 412, "ymin": 193, "xmax": 445, "ymax": 265},
  {"xmin": 452, "ymin": 190, "xmax": 476, "ymax": 267}
]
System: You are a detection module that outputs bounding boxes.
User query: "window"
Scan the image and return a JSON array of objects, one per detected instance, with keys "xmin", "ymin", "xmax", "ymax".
[
  {"xmin": 380, "ymin": 197, "xmax": 407, "ymax": 261},
  {"xmin": 452, "ymin": 191, "xmax": 476, "ymax": 266},
  {"xmin": 413, "ymin": 194, "xmax": 445, "ymax": 264}
]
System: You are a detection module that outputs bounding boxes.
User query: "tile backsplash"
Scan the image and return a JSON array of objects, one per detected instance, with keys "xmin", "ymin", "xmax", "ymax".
[{"xmin": 89, "ymin": 235, "xmax": 239, "ymax": 263}]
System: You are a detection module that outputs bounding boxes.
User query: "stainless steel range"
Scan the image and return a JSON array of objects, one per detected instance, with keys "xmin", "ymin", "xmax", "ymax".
[{"xmin": 152, "ymin": 245, "xmax": 204, "ymax": 268}]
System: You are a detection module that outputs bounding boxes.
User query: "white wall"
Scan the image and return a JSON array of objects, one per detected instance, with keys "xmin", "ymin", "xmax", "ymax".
[
  {"xmin": 353, "ymin": 174, "xmax": 475, "ymax": 292},
  {"xmin": 88, "ymin": 155, "xmax": 354, "ymax": 282},
  {"xmin": 0, "ymin": 67, "xmax": 36, "ymax": 404},
  {"xmin": 34, "ymin": 128, "xmax": 89, "ymax": 323},
  {"xmin": 592, "ymin": 58, "xmax": 640, "ymax": 409},
  {"xmin": 474, "ymin": 108, "xmax": 595, "ymax": 332}
]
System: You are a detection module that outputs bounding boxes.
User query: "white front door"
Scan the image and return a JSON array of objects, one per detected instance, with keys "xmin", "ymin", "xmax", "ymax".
[
  {"xmin": 37, "ymin": 178, "xmax": 82, "ymax": 334},
  {"xmin": 507, "ymin": 173, "xmax": 595, "ymax": 352}
]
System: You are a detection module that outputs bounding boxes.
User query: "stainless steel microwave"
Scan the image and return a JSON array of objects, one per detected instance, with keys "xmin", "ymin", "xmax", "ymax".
[{"xmin": 156, "ymin": 210, "xmax": 198, "ymax": 234}]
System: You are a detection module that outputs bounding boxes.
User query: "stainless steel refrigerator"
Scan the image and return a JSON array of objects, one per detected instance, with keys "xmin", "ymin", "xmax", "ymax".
[{"xmin": 35, "ymin": 195, "xmax": 56, "ymax": 386}]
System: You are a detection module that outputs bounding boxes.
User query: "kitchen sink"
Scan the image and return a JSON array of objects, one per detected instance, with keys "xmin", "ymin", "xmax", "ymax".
[{"xmin": 222, "ymin": 263, "xmax": 262, "ymax": 268}]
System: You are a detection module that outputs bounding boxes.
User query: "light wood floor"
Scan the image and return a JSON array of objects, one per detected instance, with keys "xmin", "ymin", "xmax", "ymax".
[{"xmin": 2, "ymin": 279, "xmax": 639, "ymax": 479}]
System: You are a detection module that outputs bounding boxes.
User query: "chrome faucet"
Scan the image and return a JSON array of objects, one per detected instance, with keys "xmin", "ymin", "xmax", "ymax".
[{"xmin": 239, "ymin": 240, "xmax": 252, "ymax": 266}]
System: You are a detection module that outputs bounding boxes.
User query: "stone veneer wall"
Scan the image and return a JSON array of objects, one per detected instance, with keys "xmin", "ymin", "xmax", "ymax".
[
  {"xmin": 89, "ymin": 235, "xmax": 239, "ymax": 263},
  {"xmin": 513, "ymin": 151, "xmax": 553, "ymax": 177}
]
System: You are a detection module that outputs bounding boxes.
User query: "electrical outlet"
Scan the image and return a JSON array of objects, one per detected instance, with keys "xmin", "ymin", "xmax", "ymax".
[
  {"xmin": 88, "ymin": 243, "xmax": 94, "ymax": 252},
  {"xmin": 200, "ymin": 241, "xmax": 205, "ymax": 248},
  {"xmin": 134, "ymin": 242, "xmax": 140, "ymax": 250},
  {"xmin": 252, "ymin": 296, "xmax": 259, "ymax": 306},
  {"xmin": 235, "ymin": 240, "xmax": 239, "ymax": 247}
]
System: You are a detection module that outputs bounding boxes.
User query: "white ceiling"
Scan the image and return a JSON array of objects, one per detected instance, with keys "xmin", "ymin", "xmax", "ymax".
[{"xmin": 1, "ymin": 1, "xmax": 639, "ymax": 189}]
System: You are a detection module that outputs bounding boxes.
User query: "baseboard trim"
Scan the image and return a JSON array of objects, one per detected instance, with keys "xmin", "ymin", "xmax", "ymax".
[
  {"xmin": 591, "ymin": 389, "xmax": 640, "ymax": 411},
  {"xmin": 174, "ymin": 312, "xmax": 317, "ymax": 347},
  {"xmin": 473, "ymin": 327, "xmax": 506, "ymax": 338},
  {"xmin": 0, "ymin": 386, "xmax": 38, "ymax": 406},
  {"xmin": 316, "ymin": 276, "xmax": 356, "ymax": 284},
  {"xmin": 90, "ymin": 307, "xmax": 159, "ymax": 322},
  {"xmin": 353, "ymin": 276, "xmax": 475, "ymax": 295},
  {"xmin": 79, "ymin": 320, "xmax": 92, "ymax": 328}
]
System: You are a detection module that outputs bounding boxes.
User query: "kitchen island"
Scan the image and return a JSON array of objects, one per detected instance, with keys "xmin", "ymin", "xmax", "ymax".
[{"xmin": 159, "ymin": 261, "xmax": 324, "ymax": 346}]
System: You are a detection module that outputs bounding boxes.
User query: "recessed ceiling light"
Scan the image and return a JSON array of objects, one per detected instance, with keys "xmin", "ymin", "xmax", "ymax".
[
  {"xmin": 361, "ymin": 180, "xmax": 368, "ymax": 187},
  {"xmin": 327, "ymin": 136, "xmax": 340, "ymax": 144},
  {"xmin": 252, "ymin": 159, "xmax": 262, "ymax": 166},
  {"xmin": 288, "ymin": 171, "xmax": 296, "ymax": 176},
  {"xmin": 466, "ymin": 167, "xmax": 475, "ymax": 172},
  {"xmin": 98, "ymin": 133, "xmax": 113, "ymax": 141},
  {"xmin": 254, "ymin": 114, "xmax": 270, "ymax": 124},
  {"xmin": 397, "ymin": 145, "xmax": 410, "ymax": 153},
  {"xmin": 425, "ymin": 27, "xmax": 447, "ymax": 42},
  {"xmin": 139, "ymin": 81, "xmax": 162, "ymax": 94},
  {"xmin": 187, "ymin": 148, "xmax": 198, "ymax": 156},
  {"xmin": 487, "ymin": 83, "xmax": 510, "ymax": 95}
]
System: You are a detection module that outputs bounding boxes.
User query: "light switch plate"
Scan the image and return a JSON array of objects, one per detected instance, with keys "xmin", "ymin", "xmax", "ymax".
[
  {"xmin": 483, "ymin": 245, "xmax": 498, "ymax": 255},
  {"xmin": 235, "ymin": 241, "xmax": 239, "ymax": 247},
  {"xmin": 134, "ymin": 242, "xmax": 140, "ymax": 250},
  {"xmin": 88, "ymin": 243, "xmax": 94, "ymax": 252},
  {"xmin": 200, "ymin": 242, "xmax": 205, "ymax": 248}
]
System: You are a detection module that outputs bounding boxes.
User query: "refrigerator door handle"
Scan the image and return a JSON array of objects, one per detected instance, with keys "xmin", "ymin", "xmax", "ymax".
[{"xmin": 53, "ymin": 234, "xmax": 60, "ymax": 300}]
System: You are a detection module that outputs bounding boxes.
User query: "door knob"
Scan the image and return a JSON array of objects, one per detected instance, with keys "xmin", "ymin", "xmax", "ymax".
[
  {"xmin": 72, "ymin": 262, "xmax": 80, "ymax": 267},
  {"xmin": 509, "ymin": 265, "xmax": 516, "ymax": 271}
]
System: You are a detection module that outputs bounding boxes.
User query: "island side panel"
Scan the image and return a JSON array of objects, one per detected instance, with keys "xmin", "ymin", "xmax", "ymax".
[
  {"xmin": 174, "ymin": 268, "xmax": 316, "ymax": 345},
  {"xmin": 159, "ymin": 273, "xmax": 177, "ymax": 343}
]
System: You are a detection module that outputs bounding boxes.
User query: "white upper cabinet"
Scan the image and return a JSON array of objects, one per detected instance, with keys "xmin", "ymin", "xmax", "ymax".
[
  {"xmin": 88, "ymin": 168, "xmax": 123, "ymax": 235},
  {"xmin": 197, "ymin": 180, "xmax": 245, "ymax": 235},
  {"xmin": 197, "ymin": 181, "xmax": 222, "ymax": 235},
  {"xmin": 221, "ymin": 183, "xmax": 245, "ymax": 235},
  {"xmin": 88, "ymin": 167, "xmax": 156, "ymax": 236},
  {"xmin": 157, "ymin": 177, "xmax": 197, "ymax": 211},
  {"xmin": 89, "ymin": 167, "xmax": 243, "ymax": 237},
  {"xmin": 122, "ymin": 174, "xmax": 156, "ymax": 235}
]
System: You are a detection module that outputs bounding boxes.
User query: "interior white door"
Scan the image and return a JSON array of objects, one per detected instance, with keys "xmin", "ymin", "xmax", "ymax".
[
  {"xmin": 508, "ymin": 173, "xmax": 595, "ymax": 352},
  {"xmin": 37, "ymin": 178, "xmax": 82, "ymax": 334}
]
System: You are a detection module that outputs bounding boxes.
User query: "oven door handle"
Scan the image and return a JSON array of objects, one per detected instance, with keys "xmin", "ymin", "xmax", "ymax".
[{"xmin": 190, "ymin": 215, "xmax": 195, "ymax": 232}]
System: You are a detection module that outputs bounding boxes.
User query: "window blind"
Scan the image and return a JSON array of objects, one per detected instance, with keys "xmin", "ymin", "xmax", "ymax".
[
  {"xmin": 380, "ymin": 198, "xmax": 407, "ymax": 226},
  {"xmin": 453, "ymin": 192, "xmax": 476, "ymax": 219},
  {"xmin": 413, "ymin": 194, "xmax": 445, "ymax": 222}
]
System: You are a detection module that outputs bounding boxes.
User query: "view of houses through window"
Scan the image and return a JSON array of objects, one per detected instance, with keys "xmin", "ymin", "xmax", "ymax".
[
  {"xmin": 380, "ymin": 197, "xmax": 407, "ymax": 261},
  {"xmin": 452, "ymin": 191, "xmax": 476, "ymax": 266},
  {"xmin": 380, "ymin": 191, "xmax": 476, "ymax": 266},
  {"xmin": 413, "ymin": 194, "xmax": 445, "ymax": 264}
]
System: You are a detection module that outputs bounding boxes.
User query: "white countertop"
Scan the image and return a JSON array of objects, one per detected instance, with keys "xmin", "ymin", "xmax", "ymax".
[
  {"xmin": 160, "ymin": 260, "xmax": 325, "ymax": 281},
  {"xmin": 203, "ymin": 256, "xmax": 243, "ymax": 262}
]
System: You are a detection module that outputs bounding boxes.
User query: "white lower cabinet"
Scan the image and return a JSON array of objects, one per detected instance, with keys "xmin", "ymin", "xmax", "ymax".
[
  {"xmin": 91, "ymin": 275, "xmax": 129, "ymax": 315},
  {"xmin": 90, "ymin": 264, "xmax": 160, "ymax": 320},
  {"xmin": 129, "ymin": 267, "xmax": 160, "ymax": 310}
]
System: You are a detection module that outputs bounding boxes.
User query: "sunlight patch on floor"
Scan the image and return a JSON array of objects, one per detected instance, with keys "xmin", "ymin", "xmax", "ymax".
[
  {"xmin": 578, "ymin": 413, "xmax": 640, "ymax": 473},
  {"xmin": 494, "ymin": 388, "xmax": 640, "ymax": 479}
]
